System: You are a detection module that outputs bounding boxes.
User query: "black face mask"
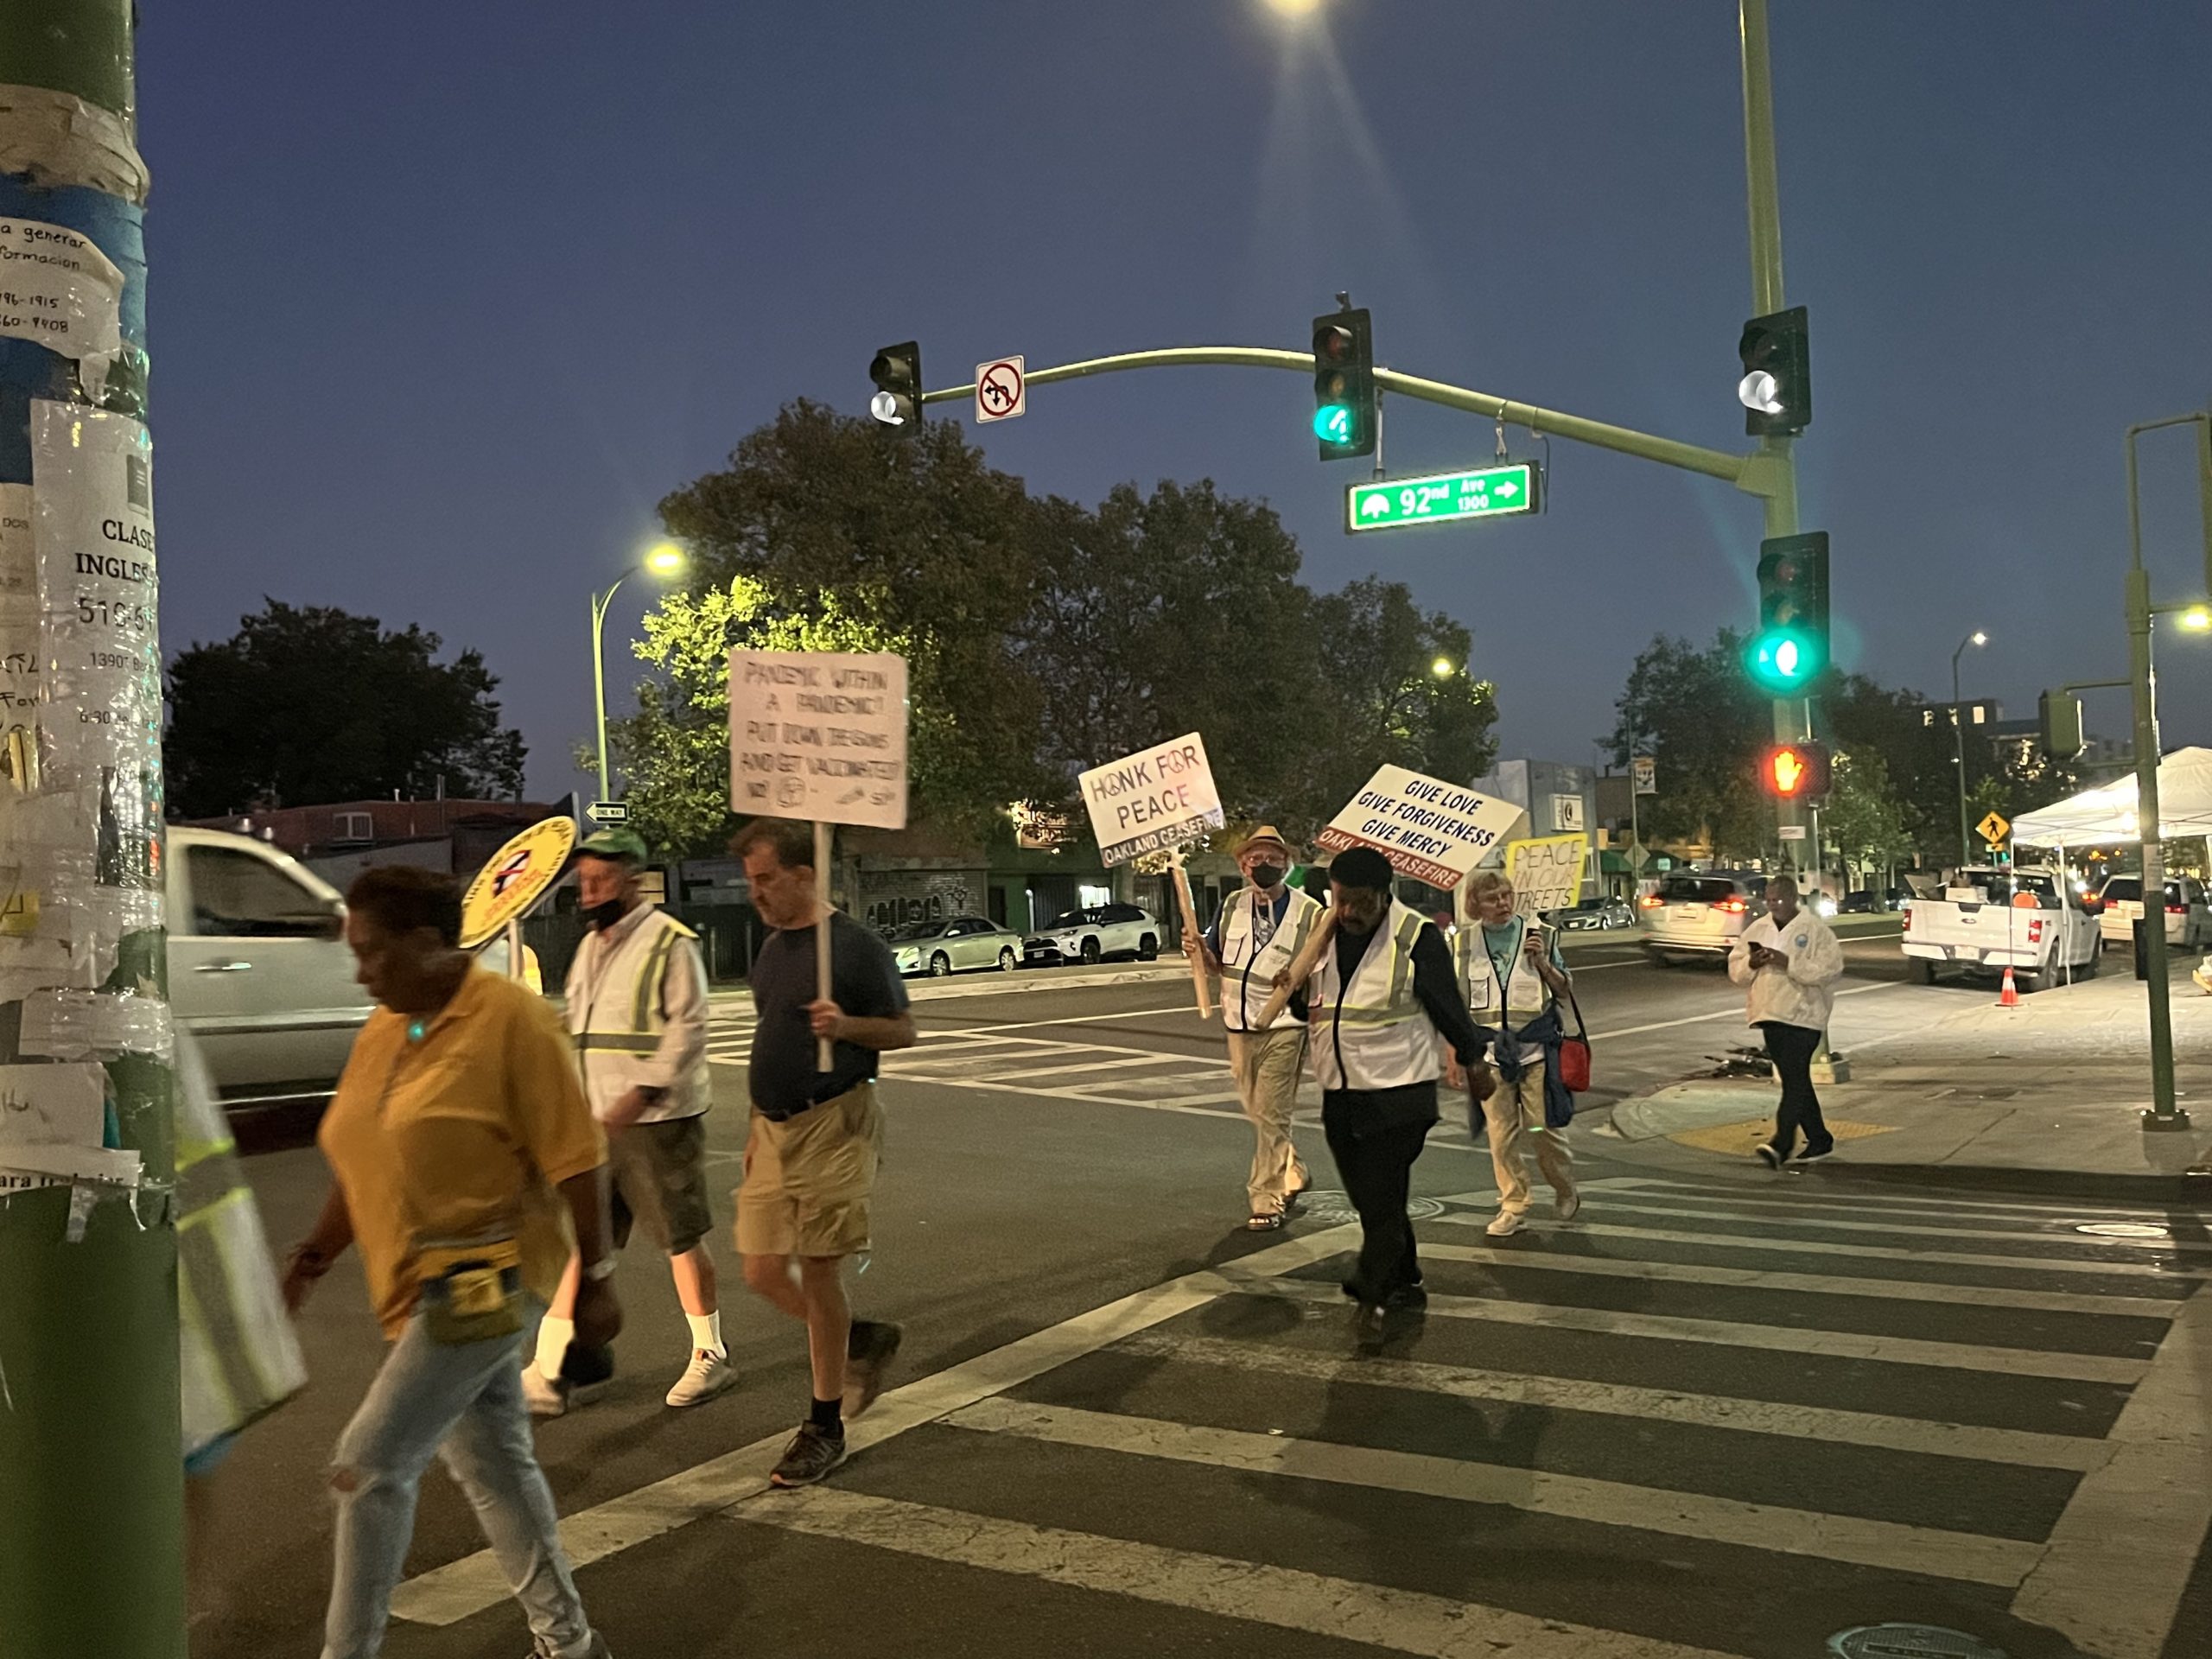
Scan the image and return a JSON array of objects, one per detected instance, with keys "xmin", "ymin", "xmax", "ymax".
[
  {"xmin": 1248, "ymin": 863, "xmax": 1286, "ymax": 891},
  {"xmin": 586, "ymin": 898, "xmax": 627, "ymax": 931}
]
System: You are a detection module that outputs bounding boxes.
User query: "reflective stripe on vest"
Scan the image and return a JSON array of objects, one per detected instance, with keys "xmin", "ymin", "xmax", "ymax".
[
  {"xmin": 1315, "ymin": 902, "xmax": 1440, "ymax": 1091},
  {"xmin": 574, "ymin": 910, "xmax": 696, "ymax": 1055},
  {"xmin": 1459, "ymin": 913, "xmax": 1554, "ymax": 1022}
]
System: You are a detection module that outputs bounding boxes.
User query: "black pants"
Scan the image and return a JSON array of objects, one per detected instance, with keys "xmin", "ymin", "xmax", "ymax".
[
  {"xmin": 1758, "ymin": 1020, "xmax": 1831, "ymax": 1158},
  {"xmin": 1322, "ymin": 1111, "xmax": 1433, "ymax": 1303}
]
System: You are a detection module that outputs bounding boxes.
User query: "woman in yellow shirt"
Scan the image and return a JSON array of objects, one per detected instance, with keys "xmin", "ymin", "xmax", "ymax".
[{"xmin": 284, "ymin": 865, "xmax": 621, "ymax": 1659}]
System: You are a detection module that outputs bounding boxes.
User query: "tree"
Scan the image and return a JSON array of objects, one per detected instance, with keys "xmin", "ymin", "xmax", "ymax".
[
  {"xmin": 166, "ymin": 601, "xmax": 525, "ymax": 817},
  {"xmin": 1606, "ymin": 632, "xmax": 1771, "ymax": 861},
  {"xmin": 1822, "ymin": 747, "xmax": 1916, "ymax": 886},
  {"xmin": 1291, "ymin": 577, "xmax": 1499, "ymax": 832},
  {"xmin": 645, "ymin": 401, "xmax": 1048, "ymax": 847},
  {"xmin": 1022, "ymin": 480, "xmax": 1318, "ymax": 822}
]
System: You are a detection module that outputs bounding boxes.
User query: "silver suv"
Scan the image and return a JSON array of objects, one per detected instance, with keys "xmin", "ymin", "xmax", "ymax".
[{"xmin": 1637, "ymin": 870, "xmax": 1768, "ymax": 965}]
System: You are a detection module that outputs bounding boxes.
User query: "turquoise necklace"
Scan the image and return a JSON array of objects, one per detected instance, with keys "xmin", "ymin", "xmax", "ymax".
[{"xmin": 406, "ymin": 1018, "xmax": 428, "ymax": 1044}]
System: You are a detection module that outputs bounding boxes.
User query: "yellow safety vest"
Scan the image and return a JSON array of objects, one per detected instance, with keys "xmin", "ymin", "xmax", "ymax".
[
  {"xmin": 1309, "ymin": 901, "xmax": 1441, "ymax": 1091},
  {"xmin": 1217, "ymin": 886, "xmax": 1323, "ymax": 1032},
  {"xmin": 567, "ymin": 906, "xmax": 706, "ymax": 1123}
]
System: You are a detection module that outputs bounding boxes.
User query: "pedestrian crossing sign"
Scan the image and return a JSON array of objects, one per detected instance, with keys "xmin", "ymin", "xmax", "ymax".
[{"xmin": 1978, "ymin": 810, "xmax": 2011, "ymax": 846}]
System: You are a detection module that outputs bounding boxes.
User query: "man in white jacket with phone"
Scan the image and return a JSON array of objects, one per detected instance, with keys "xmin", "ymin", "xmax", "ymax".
[{"xmin": 1726, "ymin": 874, "xmax": 1846, "ymax": 1167}]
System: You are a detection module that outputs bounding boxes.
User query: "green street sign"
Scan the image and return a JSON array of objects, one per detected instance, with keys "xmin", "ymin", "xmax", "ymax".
[{"xmin": 1345, "ymin": 462, "xmax": 1541, "ymax": 532}]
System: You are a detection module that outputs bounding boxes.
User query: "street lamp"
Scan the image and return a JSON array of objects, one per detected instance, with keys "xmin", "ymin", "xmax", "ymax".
[
  {"xmin": 591, "ymin": 541, "xmax": 688, "ymax": 803},
  {"xmin": 1950, "ymin": 630, "xmax": 1987, "ymax": 868},
  {"xmin": 2180, "ymin": 604, "xmax": 2211, "ymax": 632},
  {"xmin": 1430, "ymin": 656, "xmax": 1456, "ymax": 679}
]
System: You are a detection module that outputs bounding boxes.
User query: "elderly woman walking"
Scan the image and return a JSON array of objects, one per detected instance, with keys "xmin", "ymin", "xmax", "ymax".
[{"xmin": 1450, "ymin": 870, "xmax": 1581, "ymax": 1239}]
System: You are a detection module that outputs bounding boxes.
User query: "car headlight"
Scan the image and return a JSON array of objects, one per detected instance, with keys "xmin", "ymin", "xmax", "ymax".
[{"xmin": 894, "ymin": 950, "xmax": 918, "ymax": 968}]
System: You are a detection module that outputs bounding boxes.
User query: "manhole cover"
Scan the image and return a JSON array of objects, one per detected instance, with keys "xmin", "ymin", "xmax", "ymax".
[
  {"xmin": 2075, "ymin": 1222, "xmax": 2171, "ymax": 1239},
  {"xmin": 1827, "ymin": 1624, "xmax": 2006, "ymax": 1659},
  {"xmin": 1298, "ymin": 1190, "xmax": 1445, "ymax": 1226}
]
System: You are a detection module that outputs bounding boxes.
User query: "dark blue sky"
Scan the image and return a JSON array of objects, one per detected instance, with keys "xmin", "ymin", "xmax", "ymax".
[{"xmin": 141, "ymin": 2, "xmax": 2212, "ymax": 804}]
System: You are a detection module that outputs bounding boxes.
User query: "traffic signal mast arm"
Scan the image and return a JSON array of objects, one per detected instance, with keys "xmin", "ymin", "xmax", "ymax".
[{"xmin": 909, "ymin": 346, "xmax": 1770, "ymax": 493}]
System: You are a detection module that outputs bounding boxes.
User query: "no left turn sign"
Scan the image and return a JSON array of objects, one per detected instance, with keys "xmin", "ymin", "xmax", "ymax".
[{"xmin": 975, "ymin": 356, "xmax": 1026, "ymax": 423}]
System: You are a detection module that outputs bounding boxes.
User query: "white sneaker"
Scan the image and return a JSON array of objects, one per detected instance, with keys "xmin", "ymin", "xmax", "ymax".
[
  {"xmin": 1485, "ymin": 1209, "xmax": 1526, "ymax": 1238},
  {"xmin": 1554, "ymin": 1190, "xmax": 1582, "ymax": 1223},
  {"xmin": 520, "ymin": 1364, "xmax": 569, "ymax": 1419},
  {"xmin": 665, "ymin": 1347, "xmax": 737, "ymax": 1408}
]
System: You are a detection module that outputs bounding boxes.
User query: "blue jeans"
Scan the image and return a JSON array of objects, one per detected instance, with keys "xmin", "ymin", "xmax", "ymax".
[{"xmin": 322, "ymin": 1306, "xmax": 593, "ymax": 1659}]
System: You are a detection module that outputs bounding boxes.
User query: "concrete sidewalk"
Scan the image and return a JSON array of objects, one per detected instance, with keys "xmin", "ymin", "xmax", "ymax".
[{"xmin": 1599, "ymin": 956, "xmax": 2212, "ymax": 1197}]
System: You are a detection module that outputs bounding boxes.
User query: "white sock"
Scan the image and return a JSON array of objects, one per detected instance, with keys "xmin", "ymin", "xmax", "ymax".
[
  {"xmin": 687, "ymin": 1312, "xmax": 724, "ymax": 1358},
  {"xmin": 534, "ymin": 1314, "xmax": 575, "ymax": 1379}
]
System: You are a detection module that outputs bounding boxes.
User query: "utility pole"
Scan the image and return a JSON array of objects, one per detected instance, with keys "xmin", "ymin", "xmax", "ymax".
[
  {"xmin": 1738, "ymin": 0, "xmax": 1811, "ymax": 873},
  {"xmin": 0, "ymin": 6, "xmax": 183, "ymax": 1657}
]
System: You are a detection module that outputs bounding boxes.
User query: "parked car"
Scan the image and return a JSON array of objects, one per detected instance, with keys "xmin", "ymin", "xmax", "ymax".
[
  {"xmin": 1636, "ymin": 870, "xmax": 1768, "ymax": 965},
  {"xmin": 1022, "ymin": 902, "xmax": 1161, "ymax": 966},
  {"xmin": 168, "ymin": 826, "xmax": 374, "ymax": 1115},
  {"xmin": 1548, "ymin": 896, "xmax": 1634, "ymax": 931},
  {"xmin": 1904, "ymin": 865, "xmax": 2101, "ymax": 989},
  {"xmin": 2090, "ymin": 874, "xmax": 2212, "ymax": 950},
  {"xmin": 1839, "ymin": 890, "xmax": 1886, "ymax": 913},
  {"xmin": 887, "ymin": 915, "xmax": 1025, "ymax": 977}
]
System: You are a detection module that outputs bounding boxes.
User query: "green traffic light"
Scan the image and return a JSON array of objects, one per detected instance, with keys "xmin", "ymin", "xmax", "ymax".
[
  {"xmin": 1314, "ymin": 404, "xmax": 1353, "ymax": 444},
  {"xmin": 1746, "ymin": 627, "xmax": 1822, "ymax": 692}
]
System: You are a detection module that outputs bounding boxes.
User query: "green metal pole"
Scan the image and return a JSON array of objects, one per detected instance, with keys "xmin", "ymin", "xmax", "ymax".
[
  {"xmin": 1952, "ymin": 642, "xmax": 1974, "ymax": 866},
  {"xmin": 591, "ymin": 581, "xmax": 622, "ymax": 804},
  {"xmin": 0, "ymin": 5, "xmax": 185, "ymax": 1656},
  {"xmin": 1738, "ymin": 0, "xmax": 1810, "ymax": 870},
  {"xmin": 2125, "ymin": 416, "xmax": 2205, "ymax": 1130}
]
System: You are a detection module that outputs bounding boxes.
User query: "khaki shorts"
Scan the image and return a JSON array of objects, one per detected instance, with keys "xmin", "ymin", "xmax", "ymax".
[
  {"xmin": 734, "ymin": 1084, "xmax": 883, "ymax": 1260},
  {"xmin": 607, "ymin": 1113, "xmax": 714, "ymax": 1257}
]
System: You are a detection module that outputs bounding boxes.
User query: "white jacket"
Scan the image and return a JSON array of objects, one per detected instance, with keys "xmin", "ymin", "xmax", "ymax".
[{"xmin": 1727, "ymin": 908, "xmax": 1845, "ymax": 1031}]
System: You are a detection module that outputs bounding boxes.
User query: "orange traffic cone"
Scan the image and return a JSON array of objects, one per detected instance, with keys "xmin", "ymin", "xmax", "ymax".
[{"xmin": 1997, "ymin": 966, "xmax": 2020, "ymax": 1008}]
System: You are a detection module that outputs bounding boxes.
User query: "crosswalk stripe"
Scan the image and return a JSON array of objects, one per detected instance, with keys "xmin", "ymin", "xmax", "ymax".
[
  {"xmin": 1263, "ymin": 1277, "xmax": 2149, "ymax": 1382},
  {"xmin": 946, "ymin": 1396, "xmax": 2042, "ymax": 1587},
  {"xmin": 1414, "ymin": 1239, "xmax": 2183, "ymax": 1319},
  {"xmin": 1108, "ymin": 1331, "xmax": 2112, "ymax": 1470},
  {"xmin": 1528, "ymin": 1195, "xmax": 2212, "ymax": 1256},
  {"xmin": 742, "ymin": 1484, "xmax": 1749, "ymax": 1659},
  {"xmin": 1596, "ymin": 1176, "xmax": 2192, "ymax": 1228},
  {"xmin": 1431, "ymin": 1212, "xmax": 2209, "ymax": 1281}
]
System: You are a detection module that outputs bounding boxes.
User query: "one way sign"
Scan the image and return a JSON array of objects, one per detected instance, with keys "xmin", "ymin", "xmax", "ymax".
[{"xmin": 588, "ymin": 801, "xmax": 631, "ymax": 825}]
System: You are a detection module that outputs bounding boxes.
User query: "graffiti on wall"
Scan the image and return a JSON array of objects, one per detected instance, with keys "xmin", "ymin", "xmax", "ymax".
[{"xmin": 858, "ymin": 868, "xmax": 982, "ymax": 934}]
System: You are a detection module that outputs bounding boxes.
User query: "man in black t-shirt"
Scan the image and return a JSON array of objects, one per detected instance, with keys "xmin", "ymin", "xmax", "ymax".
[{"xmin": 732, "ymin": 818, "xmax": 916, "ymax": 1489}]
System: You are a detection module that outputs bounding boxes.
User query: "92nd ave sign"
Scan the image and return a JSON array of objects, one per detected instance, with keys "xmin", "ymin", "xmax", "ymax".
[{"xmin": 1346, "ymin": 461, "xmax": 1541, "ymax": 532}]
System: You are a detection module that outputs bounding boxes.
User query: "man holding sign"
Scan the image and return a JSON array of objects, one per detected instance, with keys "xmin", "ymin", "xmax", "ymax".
[
  {"xmin": 1300, "ymin": 847, "xmax": 1490, "ymax": 1333},
  {"xmin": 1185, "ymin": 826, "xmax": 1322, "ymax": 1230},
  {"xmin": 731, "ymin": 818, "xmax": 916, "ymax": 1489}
]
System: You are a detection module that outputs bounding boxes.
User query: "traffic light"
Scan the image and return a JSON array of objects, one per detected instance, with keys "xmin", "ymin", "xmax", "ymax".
[
  {"xmin": 1762, "ymin": 741, "xmax": 1832, "ymax": 802},
  {"xmin": 1737, "ymin": 305, "xmax": 1811, "ymax": 436},
  {"xmin": 868, "ymin": 340, "xmax": 922, "ymax": 428},
  {"xmin": 1311, "ymin": 305, "xmax": 1376, "ymax": 460},
  {"xmin": 2039, "ymin": 690, "xmax": 2084, "ymax": 760},
  {"xmin": 1745, "ymin": 531, "xmax": 1830, "ymax": 693}
]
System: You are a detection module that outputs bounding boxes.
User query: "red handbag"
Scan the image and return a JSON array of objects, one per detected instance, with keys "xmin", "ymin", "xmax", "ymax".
[{"xmin": 1555, "ymin": 985, "xmax": 1592, "ymax": 1093}]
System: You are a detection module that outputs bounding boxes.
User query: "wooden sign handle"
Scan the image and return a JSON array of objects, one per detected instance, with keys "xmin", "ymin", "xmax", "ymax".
[
  {"xmin": 1170, "ymin": 856, "xmax": 1211, "ymax": 1018},
  {"xmin": 814, "ymin": 819, "xmax": 835, "ymax": 1072},
  {"xmin": 1252, "ymin": 907, "xmax": 1335, "ymax": 1028}
]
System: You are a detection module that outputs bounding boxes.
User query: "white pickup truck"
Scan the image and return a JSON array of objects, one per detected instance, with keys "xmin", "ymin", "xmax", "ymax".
[{"xmin": 1901, "ymin": 865, "xmax": 2101, "ymax": 991}]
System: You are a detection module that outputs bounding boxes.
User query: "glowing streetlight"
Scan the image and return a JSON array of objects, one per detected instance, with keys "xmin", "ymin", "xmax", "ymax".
[
  {"xmin": 592, "ymin": 543, "xmax": 690, "ymax": 801},
  {"xmin": 1264, "ymin": 0, "xmax": 1323, "ymax": 16},
  {"xmin": 2179, "ymin": 606, "xmax": 2211, "ymax": 632},
  {"xmin": 1431, "ymin": 657, "xmax": 1456, "ymax": 679}
]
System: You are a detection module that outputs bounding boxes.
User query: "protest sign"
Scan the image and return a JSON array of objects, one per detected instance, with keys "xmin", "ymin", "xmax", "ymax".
[
  {"xmin": 1078, "ymin": 733, "xmax": 1224, "ymax": 867},
  {"xmin": 1313, "ymin": 765, "xmax": 1521, "ymax": 889},
  {"xmin": 729, "ymin": 649, "xmax": 912, "ymax": 1066},
  {"xmin": 1504, "ymin": 833, "xmax": 1588, "ymax": 918},
  {"xmin": 728, "ymin": 650, "xmax": 909, "ymax": 830}
]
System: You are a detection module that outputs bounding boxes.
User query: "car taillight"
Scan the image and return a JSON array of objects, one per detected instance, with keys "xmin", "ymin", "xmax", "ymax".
[
  {"xmin": 1637, "ymin": 893, "xmax": 1662, "ymax": 908},
  {"xmin": 1716, "ymin": 898, "xmax": 1746, "ymax": 914},
  {"xmin": 2029, "ymin": 919, "xmax": 2045, "ymax": 943},
  {"xmin": 1900, "ymin": 903, "xmax": 1912, "ymax": 925},
  {"xmin": 2168, "ymin": 904, "xmax": 2188, "ymax": 915}
]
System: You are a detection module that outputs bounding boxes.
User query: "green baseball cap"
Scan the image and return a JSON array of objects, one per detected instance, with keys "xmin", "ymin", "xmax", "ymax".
[{"xmin": 576, "ymin": 827, "xmax": 648, "ymax": 863}]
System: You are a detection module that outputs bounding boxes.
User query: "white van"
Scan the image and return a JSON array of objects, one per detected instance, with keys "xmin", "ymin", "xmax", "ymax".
[{"xmin": 167, "ymin": 826, "xmax": 374, "ymax": 1112}]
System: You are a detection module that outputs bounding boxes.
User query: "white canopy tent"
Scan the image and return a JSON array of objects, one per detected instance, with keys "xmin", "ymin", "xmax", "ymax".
[{"xmin": 2010, "ymin": 746, "xmax": 2212, "ymax": 847}]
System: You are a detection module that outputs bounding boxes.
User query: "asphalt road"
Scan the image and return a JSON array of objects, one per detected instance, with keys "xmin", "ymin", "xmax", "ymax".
[{"xmin": 192, "ymin": 924, "xmax": 2212, "ymax": 1659}]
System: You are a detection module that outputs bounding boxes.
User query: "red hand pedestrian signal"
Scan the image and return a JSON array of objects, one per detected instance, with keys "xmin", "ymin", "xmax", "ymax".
[{"xmin": 1762, "ymin": 741, "xmax": 1830, "ymax": 801}]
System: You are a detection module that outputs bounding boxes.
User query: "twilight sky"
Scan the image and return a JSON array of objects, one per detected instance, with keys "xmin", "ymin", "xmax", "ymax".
[{"xmin": 138, "ymin": 2, "xmax": 2212, "ymax": 805}]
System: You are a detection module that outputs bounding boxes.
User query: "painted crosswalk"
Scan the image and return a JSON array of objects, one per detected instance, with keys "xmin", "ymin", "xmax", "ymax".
[{"xmin": 396, "ymin": 1173, "xmax": 2211, "ymax": 1658}]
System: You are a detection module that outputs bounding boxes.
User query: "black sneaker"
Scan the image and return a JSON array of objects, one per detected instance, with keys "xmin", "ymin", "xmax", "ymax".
[
  {"xmin": 768, "ymin": 1421, "xmax": 848, "ymax": 1488},
  {"xmin": 1753, "ymin": 1142, "xmax": 1783, "ymax": 1169},
  {"xmin": 1794, "ymin": 1141, "xmax": 1836, "ymax": 1164},
  {"xmin": 1384, "ymin": 1282, "xmax": 1427, "ymax": 1311},
  {"xmin": 842, "ymin": 1319, "xmax": 904, "ymax": 1421}
]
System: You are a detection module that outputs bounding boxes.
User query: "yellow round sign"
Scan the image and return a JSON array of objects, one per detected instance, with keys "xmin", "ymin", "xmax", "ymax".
[{"xmin": 460, "ymin": 817, "xmax": 577, "ymax": 949}]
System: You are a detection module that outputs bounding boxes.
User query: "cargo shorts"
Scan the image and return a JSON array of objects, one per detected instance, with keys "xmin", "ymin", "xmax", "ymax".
[
  {"xmin": 607, "ymin": 1112, "xmax": 714, "ymax": 1257},
  {"xmin": 734, "ymin": 1084, "xmax": 883, "ymax": 1260}
]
